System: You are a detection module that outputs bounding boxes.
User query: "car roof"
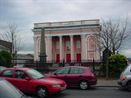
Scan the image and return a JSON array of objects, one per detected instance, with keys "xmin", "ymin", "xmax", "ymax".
[
  {"xmin": 3, "ymin": 67, "xmax": 30, "ymax": 71},
  {"xmin": 63, "ymin": 66, "xmax": 90, "ymax": 69}
]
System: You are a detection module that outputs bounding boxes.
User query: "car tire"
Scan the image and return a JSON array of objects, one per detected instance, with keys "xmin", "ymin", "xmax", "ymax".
[
  {"xmin": 37, "ymin": 87, "xmax": 48, "ymax": 98},
  {"xmin": 127, "ymin": 81, "xmax": 131, "ymax": 91},
  {"xmin": 79, "ymin": 81, "xmax": 89, "ymax": 90}
]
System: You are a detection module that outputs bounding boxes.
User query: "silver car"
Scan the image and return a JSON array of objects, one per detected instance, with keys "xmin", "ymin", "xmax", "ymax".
[
  {"xmin": 0, "ymin": 78, "xmax": 29, "ymax": 98},
  {"xmin": 118, "ymin": 64, "xmax": 131, "ymax": 91}
]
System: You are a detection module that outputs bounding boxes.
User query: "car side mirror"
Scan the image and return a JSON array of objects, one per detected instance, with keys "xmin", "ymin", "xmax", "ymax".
[
  {"xmin": 25, "ymin": 77, "xmax": 31, "ymax": 80},
  {"xmin": 54, "ymin": 73, "xmax": 57, "ymax": 75}
]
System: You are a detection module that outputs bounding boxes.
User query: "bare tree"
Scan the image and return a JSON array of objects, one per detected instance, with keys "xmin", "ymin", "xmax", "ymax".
[
  {"xmin": 0, "ymin": 23, "xmax": 23, "ymax": 63},
  {"xmin": 97, "ymin": 18, "xmax": 129, "ymax": 54}
]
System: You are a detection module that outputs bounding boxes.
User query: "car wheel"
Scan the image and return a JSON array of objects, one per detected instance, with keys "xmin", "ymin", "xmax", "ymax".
[
  {"xmin": 127, "ymin": 81, "xmax": 131, "ymax": 91},
  {"xmin": 79, "ymin": 81, "xmax": 89, "ymax": 90},
  {"xmin": 37, "ymin": 87, "xmax": 48, "ymax": 98}
]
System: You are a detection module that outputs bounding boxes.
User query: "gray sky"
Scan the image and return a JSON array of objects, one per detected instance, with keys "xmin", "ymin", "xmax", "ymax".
[{"xmin": 0, "ymin": 0, "xmax": 131, "ymax": 57}]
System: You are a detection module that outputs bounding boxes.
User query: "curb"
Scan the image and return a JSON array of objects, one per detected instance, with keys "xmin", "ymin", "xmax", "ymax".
[{"xmin": 95, "ymin": 85, "xmax": 119, "ymax": 87}]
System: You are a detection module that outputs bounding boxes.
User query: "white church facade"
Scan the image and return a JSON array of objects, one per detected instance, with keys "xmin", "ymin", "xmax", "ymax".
[{"xmin": 33, "ymin": 19, "xmax": 101, "ymax": 63}]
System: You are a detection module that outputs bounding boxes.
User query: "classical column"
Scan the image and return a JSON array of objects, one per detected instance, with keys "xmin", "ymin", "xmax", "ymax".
[
  {"xmin": 34, "ymin": 36, "xmax": 38, "ymax": 61},
  {"xmin": 81, "ymin": 34, "xmax": 87, "ymax": 61},
  {"xmin": 70, "ymin": 35, "xmax": 74, "ymax": 62},
  {"xmin": 59, "ymin": 36, "xmax": 63, "ymax": 62},
  {"xmin": 46, "ymin": 36, "xmax": 52, "ymax": 62}
]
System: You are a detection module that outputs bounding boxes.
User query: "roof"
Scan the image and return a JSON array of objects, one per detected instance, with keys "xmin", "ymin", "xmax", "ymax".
[
  {"xmin": 33, "ymin": 19, "xmax": 100, "ymax": 29},
  {"xmin": 14, "ymin": 54, "xmax": 34, "ymax": 60},
  {"xmin": 0, "ymin": 40, "xmax": 12, "ymax": 51}
]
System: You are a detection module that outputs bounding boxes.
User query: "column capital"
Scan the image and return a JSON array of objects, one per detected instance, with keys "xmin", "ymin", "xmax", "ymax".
[
  {"xmin": 70, "ymin": 35, "xmax": 74, "ymax": 37},
  {"xmin": 81, "ymin": 34, "xmax": 87, "ymax": 38},
  {"xmin": 45, "ymin": 36, "xmax": 52, "ymax": 39},
  {"xmin": 59, "ymin": 35, "xmax": 63, "ymax": 38}
]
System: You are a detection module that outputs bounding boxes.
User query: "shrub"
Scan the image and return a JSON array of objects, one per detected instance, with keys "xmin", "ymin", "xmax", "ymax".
[
  {"xmin": 108, "ymin": 54, "xmax": 127, "ymax": 78},
  {"xmin": 0, "ymin": 50, "xmax": 12, "ymax": 67}
]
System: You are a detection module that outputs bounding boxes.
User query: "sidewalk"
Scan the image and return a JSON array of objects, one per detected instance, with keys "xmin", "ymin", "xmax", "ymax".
[{"xmin": 96, "ymin": 78, "xmax": 119, "ymax": 87}]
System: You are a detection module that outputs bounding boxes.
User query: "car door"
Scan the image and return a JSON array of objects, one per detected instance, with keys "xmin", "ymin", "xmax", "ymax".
[
  {"xmin": 52, "ymin": 67, "xmax": 70, "ymax": 83},
  {"xmin": 13, "ymin": 70, "xmax": 31, "ymax": 93},
  {"xmin": 0, "ymin": 69, "xmax": 15, "ymax": 85},
  {"xmin": 67, "ymin": 67, "xmax": 84, "ymax": 87}
]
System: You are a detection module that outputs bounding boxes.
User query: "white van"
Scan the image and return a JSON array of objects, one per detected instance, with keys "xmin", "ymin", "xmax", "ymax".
[{"xmin": 118, "ymin": 64, "xmax": 131, "ymax": 91}]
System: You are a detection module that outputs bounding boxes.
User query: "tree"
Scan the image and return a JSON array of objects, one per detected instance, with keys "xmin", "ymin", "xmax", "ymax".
[
  {"xmin": 95, "ymin": 18, "xmax": 129, "ymax": 79},
  {"xmin": 0, "ymin": 23, "xmax": 23, "ymax": 64},
  {"xmin": 97, "ymin": 18, "xmax": 129, "ymax": 54},
  {"xmin": 0, "ymin": 50, "xmax": 12, "ymax": 67}
]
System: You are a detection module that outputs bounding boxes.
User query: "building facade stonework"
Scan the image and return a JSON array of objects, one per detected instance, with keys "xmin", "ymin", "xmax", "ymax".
[{"xmin": 33, "ymin": 19, "xmax": 101, "ymax": 63}]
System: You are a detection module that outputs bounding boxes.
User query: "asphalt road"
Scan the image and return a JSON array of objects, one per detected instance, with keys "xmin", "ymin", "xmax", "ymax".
[{"xmin": 29, "ymin": 87, "xmax": 131, "ymax": 98}]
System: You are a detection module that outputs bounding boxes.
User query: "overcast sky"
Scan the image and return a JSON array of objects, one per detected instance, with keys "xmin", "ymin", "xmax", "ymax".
[{"xmin": 0, "ymin": 0, "xmax": 131, "ymax": 57}]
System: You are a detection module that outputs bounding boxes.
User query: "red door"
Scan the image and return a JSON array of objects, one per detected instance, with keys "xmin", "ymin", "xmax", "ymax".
[
  {"xmin": 66, "ymin": 54, "xmax": 71, "ymax": 62},
  {"xmin": 56, "ymin": 54, "xmax": 60, "ymax": 63},
  {"xmin": 77, "ymin": 53, "xmax": 81, "ymax": 62}
]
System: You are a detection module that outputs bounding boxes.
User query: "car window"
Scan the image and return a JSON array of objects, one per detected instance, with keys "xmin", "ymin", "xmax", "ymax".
[
  {"xmin": 26, "ymin": 69, "xmax": 44, "ymax": 79},
  {"xmin": 55, "ymin": 67, "xmax": 70, "ymax": 74},
  {"xmin": 15, "ymin": 70, "xmax": 27, "ymax": 79},
  {"xmin": 1, "ymin": 70, "xmax": 13, "ymax": 78},
  {"xmin": 70, "ymin": 67, "xmax": 83, "ymax": 74}
]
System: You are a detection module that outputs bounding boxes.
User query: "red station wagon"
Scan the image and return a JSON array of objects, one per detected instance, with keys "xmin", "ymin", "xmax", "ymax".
[
  {"xmin": 46, "ymin": 66, "xmax": 97, "ymax": 90},
  {"xmin": 0, "ymin": 67, "xmax": 67, "ymax": 98}
]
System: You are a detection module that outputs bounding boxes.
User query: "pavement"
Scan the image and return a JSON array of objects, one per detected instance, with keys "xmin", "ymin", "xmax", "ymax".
[{"xmin": 96, "ymin": 78, "xmax": 119, "ymax": 87}]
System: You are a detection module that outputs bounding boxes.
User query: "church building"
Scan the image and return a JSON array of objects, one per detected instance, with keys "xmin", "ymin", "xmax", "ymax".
[{"xmin": 33, "ymin": 19, "xmax": 101, "ymax": 63}]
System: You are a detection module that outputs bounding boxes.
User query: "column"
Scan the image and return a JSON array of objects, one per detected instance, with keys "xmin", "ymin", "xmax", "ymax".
[
  {"xmin": 33, "ymin": 36, "xmax": 37, "ymax": 61},
  {"xmin": 70, "ymin": 35, "xmax": 74, "ymax": 62},
  {"xmin": 59, "ymin": 36, "xmax": 63, "ymax": 62},
  {"xmin": 36, "ymin": 36, "xmax": 40, "ymax": 61},
  {"xmin": 81, "ymin": 34, "xmax": 87, "ymax": 61},
  {"xmin": 46, "ymin": 36, "xmax": 52, "ymax": 62}
]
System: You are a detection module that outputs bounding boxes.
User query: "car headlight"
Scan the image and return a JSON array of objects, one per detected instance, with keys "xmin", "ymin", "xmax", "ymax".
[{"xmin": 52, "ymin": 84, "xmax": 61, "ymax": 88}]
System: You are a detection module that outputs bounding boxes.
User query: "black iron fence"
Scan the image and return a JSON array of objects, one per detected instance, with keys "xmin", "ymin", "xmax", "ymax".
[{"xmin": 13, "ymin": 59, "xmax": 103, "ymax": 76}]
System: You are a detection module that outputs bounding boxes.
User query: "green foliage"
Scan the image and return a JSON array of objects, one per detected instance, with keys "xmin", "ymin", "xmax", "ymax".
[
  {"xmin": 0, "ymin": 50, "xmax": 12, "ymax": 67},
  {"xmin": 108, "ymin": 54, "xmax": 127, "ymax": 78}
]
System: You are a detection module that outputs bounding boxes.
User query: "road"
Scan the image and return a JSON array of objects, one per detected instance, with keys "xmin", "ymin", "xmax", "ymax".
[{"xmin": 29, "ymin": 87, "xmax": 131, "ymax": 98}]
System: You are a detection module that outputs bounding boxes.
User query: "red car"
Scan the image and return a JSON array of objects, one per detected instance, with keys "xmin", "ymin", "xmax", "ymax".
[
  {"xmin": 46, "ymin": 66, "xmax": 97, "ymax": 90},
  {"xmin": 0, "ymin": 67, "xmax": 67, "ymax": 98}
]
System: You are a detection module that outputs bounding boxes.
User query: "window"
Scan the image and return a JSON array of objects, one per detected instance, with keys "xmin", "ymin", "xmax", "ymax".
[
  {"xmin": 26, "ymin": 69, "xmax": 44, "ymax": 79},
  {"xmin": 65, "ymin": 41, "xmax": 70, "ymax": 49},
  {"xmin": 1, "ymin": 70, "xmax": 13, "ymax": 78},
  {"xmin": 15, "ymin": 70, "xmax": 27, "ymax": 79},
  {"xmin": 70, "ymin": 68, "xmax": 83, "ymax": 74},
  {"xmin": 76, "ymin": 40, "xmax": 81, "ymax": 48},
  {"xmin": 55, "ymin": 67, "xmax": 69, "ymax": 74},
  {"xmin": 56, "ymin": 41, "xmax": 59, "ymax": 49}
]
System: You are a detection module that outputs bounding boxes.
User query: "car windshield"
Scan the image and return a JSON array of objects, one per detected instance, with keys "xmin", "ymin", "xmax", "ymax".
[
  {"xmin": 0, "ymin": 79, "xmax": 24, "ymax": 98},
  {"xmin": 27, "ymin": 69, "xmax": 45, "ymax": 79},
  {"xmin": 123, "ymin": 64, "xmax": 131, "ymax": 75}
]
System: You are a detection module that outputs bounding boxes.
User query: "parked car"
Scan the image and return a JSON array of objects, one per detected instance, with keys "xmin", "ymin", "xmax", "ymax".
[
  {"xmin": 45, "ymin": 66, "xmax": 97, "ymax": 90},
  {"xmin": 0, "ymin": 67, "xmax": 67, "ymax": 98},
  {"xmin": 118, "ymin": 64, "xmax": 131, "ymax": 91},
  {"xmin": 0, "ymin": 66, "xmax": 6, "ymax": 71},
  {"xmin": 0, "ymin": 78, "xmax": 29, "ymax": 98}
]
